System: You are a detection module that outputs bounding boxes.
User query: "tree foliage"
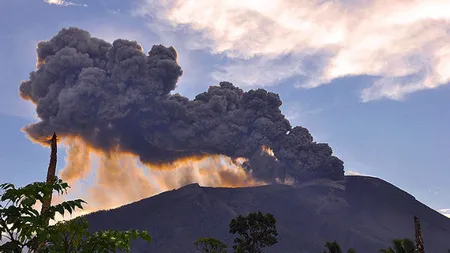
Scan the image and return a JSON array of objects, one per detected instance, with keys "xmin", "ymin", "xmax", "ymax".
[
  {"xmin": 46, "ymin": 217, "xmax": 151, "ymax": 253},
  {"xmin": 322, "ymin": 240, "xmax": 356, "ymax": 253},
  {"xmin": 194, "ymin": 237, "xmax": 227, "ymax": 253},
  {"xmin": 0, "ymin": 177, "xmax": 151, "ymax": 253},
  {"xmin": 229, "ymin": 211, "xmax": 278, "ymax": 253},
  {"xmin": 379, "ymin": 238, "xmax": 417, "ymax": 253}
]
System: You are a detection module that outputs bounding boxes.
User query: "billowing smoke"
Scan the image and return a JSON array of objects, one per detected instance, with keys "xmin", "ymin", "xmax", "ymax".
[{"xmin": 20, "ymin": 27, "xmax": 344, "ymax": 184}]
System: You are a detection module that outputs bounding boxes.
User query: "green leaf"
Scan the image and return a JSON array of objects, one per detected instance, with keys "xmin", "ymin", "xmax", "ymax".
[{"xmin": 1, "ymin": 178, "xmax": 152, "ymax": 253}]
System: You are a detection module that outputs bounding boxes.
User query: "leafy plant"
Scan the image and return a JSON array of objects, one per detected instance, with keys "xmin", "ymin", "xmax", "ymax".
[
  {"xmin": 0, "ymin": 178, "xmax": 84, "ymax": 252},
  {"xmin": 229, "ymin": 211, "xmax": 278, "ymax": 253},
  {"xmin": 194, "ymin": 237, "xmax": 228, "ymax": 253},
  {"xmin": 0, "ymin": 177, "xmax": 151, "ymax": 253},
  {"xmin": 46, "ymin": 217, "xmax": 151, "ymax": 253},
  {"xmin": 322, "ymin": 240, "xmax": 356, "ymax": 253},
  {"xmin": 379, "ymin": 238, "xmax": 417, "ymax": 253}
]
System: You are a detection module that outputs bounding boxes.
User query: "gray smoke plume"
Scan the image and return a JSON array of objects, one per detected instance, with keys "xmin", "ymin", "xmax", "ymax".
[{"xmin": 20, "ymin": 27, "xmax": 344, "ymax": 183}]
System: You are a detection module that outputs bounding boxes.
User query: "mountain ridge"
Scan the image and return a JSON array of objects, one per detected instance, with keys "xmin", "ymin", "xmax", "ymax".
[{"xmin": 84, "ymin": 175, "xmax": 450, "ymax": 253}]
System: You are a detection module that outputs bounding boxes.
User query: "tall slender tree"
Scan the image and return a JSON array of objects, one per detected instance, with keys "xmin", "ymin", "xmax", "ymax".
[
  {"xmin": 40, "ymin": 132, "xmax": 57, "ymax": 222},
  {"xmin": 38, "ymin": 133, "xmax": 58, "ymax": 252},
  {"xmin": 414, "ymin": 216, "xmax": 425, "ymax": 253}
]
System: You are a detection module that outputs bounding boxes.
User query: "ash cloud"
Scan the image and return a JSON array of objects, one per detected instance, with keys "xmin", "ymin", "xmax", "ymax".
[{"xmin": 20, "ymin": 27, "xmax": 344, "ymax": 183}]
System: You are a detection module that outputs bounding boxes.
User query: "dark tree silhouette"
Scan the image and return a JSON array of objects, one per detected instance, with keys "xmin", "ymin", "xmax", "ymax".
[
  {"xmin": 379, "ymin": 238, "xmax": 417, "ymax": 253},
  {"xmin": 194, "ymin": 237, "xmax": 227, "ymax": 253},
  {"xmin": 229, "ymin": 211, "xmax": 278, "ymax": 253},
  {"xmin": 322, "ymin": 240, "xmax": 356, "ymax": 253}
]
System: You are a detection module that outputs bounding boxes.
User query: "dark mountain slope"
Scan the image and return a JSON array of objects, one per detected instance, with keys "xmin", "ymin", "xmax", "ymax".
[{"xmin": 85, "ymin": 176, "xmax": 450, "ymax": 253}]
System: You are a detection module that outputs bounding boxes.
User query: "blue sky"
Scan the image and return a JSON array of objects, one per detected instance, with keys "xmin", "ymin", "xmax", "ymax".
[{"xmin": 0, "ymin": 0, "xmax": 449, "ymax": 215}]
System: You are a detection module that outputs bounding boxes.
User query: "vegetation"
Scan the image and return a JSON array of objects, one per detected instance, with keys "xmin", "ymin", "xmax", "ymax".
[
  {"xmin": 193, "ymin": 211, "xmax": 278, "ymax": 253},
  {"xmin": 192, "ymin": 215, "xmax": 429, "ymax": 253},
  {"xmin": 379, "ymin": 239, "xmax": 417, "ymax": 253},
  {"xmin": 0, "ymin": 134, "xmax": 436, "ymax": 253},
  {"xmin": 322, "ymin": 240, "xmax": 356, "ymax": 253},
  {"xmin": 0, "ymin": 176, "xmax": 437, "ymax": 253},
  {"xmin": 229, "ymin": 211, "xmax": 278, "ymax": 253},
  {"xmin": 194, "ymin": 237, "xmax": 228, "ymax": 253},
  {"xmin": 0, "ymin": 177, "xmax": 151, "ymax": 253}
]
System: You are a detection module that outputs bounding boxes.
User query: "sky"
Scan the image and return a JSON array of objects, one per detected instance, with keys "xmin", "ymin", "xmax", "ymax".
[{"xmin": 0, "ymin": 0, "xmax": 449, "ymax": 216}]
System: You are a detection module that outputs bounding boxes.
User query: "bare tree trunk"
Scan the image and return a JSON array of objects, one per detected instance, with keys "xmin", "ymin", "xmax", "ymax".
[
  {"xmin": 36, "ymin": 133, "xmax": 57, "ymax": 252},
  {"xmin": 40, "ymin": 133, "xmax": 58, "ymax": 218},
  {"xmin": 414, "ymin": 216, "xmax": 425, "ymax": 253}
]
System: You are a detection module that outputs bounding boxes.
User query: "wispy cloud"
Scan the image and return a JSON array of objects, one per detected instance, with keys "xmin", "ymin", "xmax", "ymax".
[
  {"xmin": 44, "ymin": 0, "xmax": 87, "ymax": 7},
  {"xmin": 345, "ymin": 170, "xmax": 372, "ymax": 177},
  {"xmin": 438, "ymin": 208, "xmax": 450, "ymax": 218},
  {"xmin": 135, "ymin": 0, "xmax": 450, "ymax": 101}
]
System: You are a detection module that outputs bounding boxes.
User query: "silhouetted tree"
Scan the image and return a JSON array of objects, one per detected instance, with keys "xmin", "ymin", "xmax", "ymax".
[
  {"xmin": 322, "ymin": 240, "xmax": 356, "ymax": 253},
  {"xmin": 379, "ymin": 238, "xmax": 417, "ymax": 253},
  {"xmin": 229, "ymin": 211, "xmax": 278, "ymax": 253},
  {"xmin": 194, "ymin": 237, "xmax": 227, "ymax": 253}
]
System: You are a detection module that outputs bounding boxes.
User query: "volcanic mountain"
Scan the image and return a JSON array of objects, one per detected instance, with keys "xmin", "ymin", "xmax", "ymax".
[
  {"xmin": 84, "ymin": 175, "xmax": 450, "ymax": 253},
  {"xmin": 18, "ymin": 26, "xmax": 450, "ymax": 252}
]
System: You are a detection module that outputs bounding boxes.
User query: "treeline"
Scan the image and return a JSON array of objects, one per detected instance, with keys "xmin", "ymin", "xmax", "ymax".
[{"xmin": 192, "ymin": 210, "xmax": 422, "ymax": 253}]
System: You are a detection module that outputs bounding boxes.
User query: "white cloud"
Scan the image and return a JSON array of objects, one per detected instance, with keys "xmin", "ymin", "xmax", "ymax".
[
  {"xmin": 211, "ymin": 55, "xmax": 304, "ymax": 88},
  {"xmin": 44, "ymin": 0, "xmax": 87, "ymax": 7},
  {"xmin": 438, "ymin": 208, "xmax": 450, "ymax": 218},
  {"xmin": 135, "ymin": 0, "xmax": 450, "ymax": 101},
  {"xmin": 345, "ymin": 170, "xmax": 371, "ymax": 177}
]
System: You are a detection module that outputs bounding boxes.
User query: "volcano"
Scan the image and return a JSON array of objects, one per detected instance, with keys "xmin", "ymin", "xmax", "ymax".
[
  {"xmin": 18, "ymin": 27, "xmax": 450, "ymax": 253},
  {"xmin": 84, "ymin": 175, "xmax": 450, "ymax": 253}
]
